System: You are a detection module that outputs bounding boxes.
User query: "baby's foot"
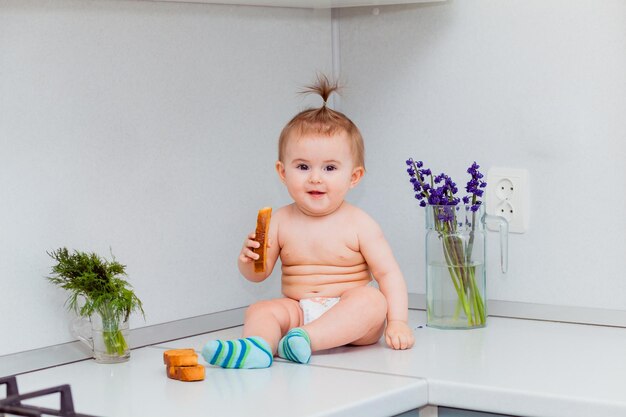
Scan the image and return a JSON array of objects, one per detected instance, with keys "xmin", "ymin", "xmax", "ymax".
[
  {"xmin": 201, "ymin": 337, "xmax": 272, "ymax": 369},
  {"xmin": 278, "ymin": 328, "xmax": 311, "ymax": 364}
]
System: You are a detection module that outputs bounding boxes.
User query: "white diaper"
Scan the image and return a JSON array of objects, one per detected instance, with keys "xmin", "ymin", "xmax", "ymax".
[{"xmin": 299, "ymin": 297, "xmax": 340, "ymax": 325}]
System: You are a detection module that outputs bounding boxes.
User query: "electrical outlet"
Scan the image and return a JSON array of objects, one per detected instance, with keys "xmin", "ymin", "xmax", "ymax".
[{"xmin": 486, "ymin": 167, "xmax": 529, "ymax": 233}]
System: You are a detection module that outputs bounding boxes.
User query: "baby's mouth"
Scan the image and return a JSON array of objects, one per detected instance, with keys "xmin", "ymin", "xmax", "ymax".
[{"xmin": 308, "ymin": 191, "xmax": 325, "ymax": 196}]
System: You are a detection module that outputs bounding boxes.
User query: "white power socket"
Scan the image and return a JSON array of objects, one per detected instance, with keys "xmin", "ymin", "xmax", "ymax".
[{"xmin": 486, "ymin": 167, "xmax": 529, "ymax": 234}]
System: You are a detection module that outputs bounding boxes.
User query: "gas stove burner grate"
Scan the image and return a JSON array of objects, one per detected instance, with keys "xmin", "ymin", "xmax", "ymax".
[{"xmin": 0, "ymin": 376, "xmax": 100, "ymax": 417}]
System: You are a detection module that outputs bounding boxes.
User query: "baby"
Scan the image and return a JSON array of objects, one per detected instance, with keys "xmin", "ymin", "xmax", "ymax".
[{"xmin": 202, "ymin": 75, "xmax": 414, "ymax": 369}]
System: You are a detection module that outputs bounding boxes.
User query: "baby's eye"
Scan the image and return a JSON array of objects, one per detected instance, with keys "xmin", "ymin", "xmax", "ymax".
[
  {"xmin": 324, "ymin": 165, "xmax": 337, "ymax": 172},
  {"xmin": 296, "ymin": 164, "xmax": 309, "ymax": 171}
]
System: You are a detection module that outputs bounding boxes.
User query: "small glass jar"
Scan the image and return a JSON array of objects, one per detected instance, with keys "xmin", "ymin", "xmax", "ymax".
[{"xmin": 425, "ymin": 204, "xmax": 508, "ymax": 329}]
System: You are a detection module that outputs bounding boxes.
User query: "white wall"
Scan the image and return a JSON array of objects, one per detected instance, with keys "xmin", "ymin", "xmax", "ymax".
[
  {"xmin": 0, "ymin": 0, "xmax": 331, "ymax": 356},
  {"xmin": 2, "ymin": 0, "xmax": 625, "ymax": 357},
  {"xmin": 338, "ymin": 1, "xmax": 626, "ymax": 309}
]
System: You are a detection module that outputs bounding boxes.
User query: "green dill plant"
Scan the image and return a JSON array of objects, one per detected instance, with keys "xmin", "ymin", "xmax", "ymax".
[{"xmin": 47, "ymin": 247, "xmax": 144, "ymax": 356}]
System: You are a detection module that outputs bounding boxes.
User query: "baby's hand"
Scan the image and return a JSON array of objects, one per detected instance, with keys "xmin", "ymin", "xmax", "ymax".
[
  {"xmin": 238, "ymin": 232, "xmax": 271, "ymax": 265},
  {"xmin": 385, "ymin": 320, "xmax": 415, "ymax": 350}
]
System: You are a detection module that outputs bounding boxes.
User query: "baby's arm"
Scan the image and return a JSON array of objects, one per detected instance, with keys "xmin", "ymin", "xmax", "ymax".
[
  {"xmin": 238, "ymin": 209, "xmax": 281, "ymax": 282},
  {"xmin": 358, "ymin": 213, "xmax": 415, "ymax": 350}
]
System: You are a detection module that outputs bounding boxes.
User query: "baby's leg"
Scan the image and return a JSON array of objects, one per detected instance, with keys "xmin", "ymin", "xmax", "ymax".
[
  {"xmin": 242, "ymin": 298, "xmax": 303, "ymax": 352},
  {"xmin": 303, "ymin": 286, "xmax": 387, "ymax": 351},
  {"xmin": 202, "ymin": 298, "xmax": 302, "ymax": 369}
]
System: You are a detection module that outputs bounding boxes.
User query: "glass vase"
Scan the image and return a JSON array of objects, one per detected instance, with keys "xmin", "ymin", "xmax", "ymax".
[
  {"xmin": 425, "ymin": 204, "xmax": 508, "ymax": 329},
  {"xmin": 73, "ymin": 307, "xmax": 130, "ymax": 363}
]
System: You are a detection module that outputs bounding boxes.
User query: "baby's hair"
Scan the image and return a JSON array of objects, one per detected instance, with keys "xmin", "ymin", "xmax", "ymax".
[
  {"xmin": 300, "ymin": 73, "xmax": 339, "ymax": 106},
  {"xmin": 278, "ymin": 74, "xmax": 365, "ymax": 169}
]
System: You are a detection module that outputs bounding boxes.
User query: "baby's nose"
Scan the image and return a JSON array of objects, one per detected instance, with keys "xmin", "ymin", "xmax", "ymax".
[{"xmin": 308, "ymin": 172, "xmax": 322, "ymax": 184}]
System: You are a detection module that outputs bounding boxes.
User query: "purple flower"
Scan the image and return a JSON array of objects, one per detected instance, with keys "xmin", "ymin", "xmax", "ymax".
[
  {"xmin": 465, "ymin": 161, "xmax": 486, "ymax": 203},
  {"xmin": 405, "ymin": 159, "xmax": 488, "ymax": 225},
  {"xmin": 434, "ymin": 205, "xmax": 456, "ymax": 222}
]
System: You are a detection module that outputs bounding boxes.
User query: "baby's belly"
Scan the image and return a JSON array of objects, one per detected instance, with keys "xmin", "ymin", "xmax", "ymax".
[{"xmin": 281, "ymin": 263, "xmax": 372, "ymax": 299}]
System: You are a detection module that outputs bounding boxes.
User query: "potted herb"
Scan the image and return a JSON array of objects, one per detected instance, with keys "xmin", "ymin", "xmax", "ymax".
[{"xmin": 47, "ymin": 247, "xmax": 144, "ymax": 363}]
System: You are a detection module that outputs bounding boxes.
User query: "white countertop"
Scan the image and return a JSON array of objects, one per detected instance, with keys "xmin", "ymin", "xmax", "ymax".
[{"xmin": 11, "ymin": 310, "xmax": 626, "ymax": 417}]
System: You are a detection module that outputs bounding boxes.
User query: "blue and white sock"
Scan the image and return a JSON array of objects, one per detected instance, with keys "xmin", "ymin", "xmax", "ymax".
[
  {"xmin": 278, "ymin": 328, "xmax": 311, "ymax": 364},
  {"xmin": 202, "ymin": 337, "xmax": 273, "ymax": 369}
]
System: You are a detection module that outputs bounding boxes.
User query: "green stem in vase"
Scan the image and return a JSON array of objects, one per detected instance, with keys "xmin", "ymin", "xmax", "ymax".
[
  {"xmin": 468, "ymin": 265, "xmax": 486, "ymax": 324},
  {"xmin": 101, "ymin": 324, "xmax": 128, "ymax": 355},
  {"xmin": 447, "ymin": 230, "xmax": 474, "ymax": 324},
  {"xmin": 442, "ymin": 234, "xmax": 473, "ymax": 324},
  {"xmin": 442, "ymin": 225, "xmax": 483, "ymax": 326},
  {"xmin": 100, "ymin": 305, "xmax": 128, "ymax": 355}
]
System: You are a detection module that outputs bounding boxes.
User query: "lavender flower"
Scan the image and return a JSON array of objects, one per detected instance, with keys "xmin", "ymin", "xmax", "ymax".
[
  {"xmin": 465, "ymin": 161, "xmax": 487, "ymax": 212},
  {"xmin": 405, "ymin": 159, "xmax": 485, "ymax": 213}
]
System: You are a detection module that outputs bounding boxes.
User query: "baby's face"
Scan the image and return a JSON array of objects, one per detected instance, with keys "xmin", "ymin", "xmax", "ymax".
[{"xmin": 276, "ymin": 132, "xmax": 363, "ymax": 217}]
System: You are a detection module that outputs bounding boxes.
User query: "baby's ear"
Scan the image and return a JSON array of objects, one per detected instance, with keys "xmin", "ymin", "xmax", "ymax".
[
  {"xmin": 350, "ymin": 166, "xmax": 365, "ymax": 188},
  {"xmin": 275, "ymin": 160, "xmax": 286, "ymax": 183}
]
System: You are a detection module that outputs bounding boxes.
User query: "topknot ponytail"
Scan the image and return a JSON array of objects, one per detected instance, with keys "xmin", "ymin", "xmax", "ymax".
[
  {"xmin": 300, "ymin": 73, "xmax": 340, "ymax": 107},
  {"xmin": 278, "ymin": 73, "xmax": 365, "ymax": 170}
]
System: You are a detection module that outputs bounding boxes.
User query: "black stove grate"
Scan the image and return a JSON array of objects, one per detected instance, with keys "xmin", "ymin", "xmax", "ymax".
[{"xmin": 0, "ymin": 376, "xmax": 100, "ymax": 417}]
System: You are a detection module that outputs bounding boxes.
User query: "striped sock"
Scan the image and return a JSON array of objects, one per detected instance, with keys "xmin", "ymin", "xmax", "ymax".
[
  {"xmin": 278, "ymin": 328, "xmax": 311, "ymax": 364},
  {"xmin": 201, "ymin": 337, "xmax": 273, "ymax": 369}
]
